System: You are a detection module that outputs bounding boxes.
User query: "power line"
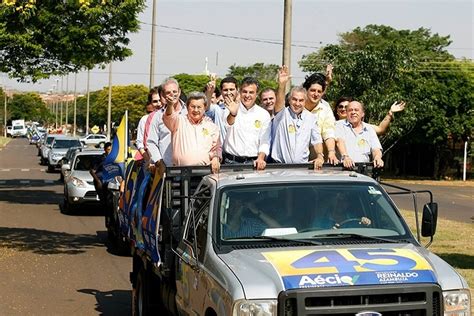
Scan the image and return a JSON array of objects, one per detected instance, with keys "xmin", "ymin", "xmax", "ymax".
[{"xmin": 139, "ymin": 21, "xmax": 321, "ymax": 49}]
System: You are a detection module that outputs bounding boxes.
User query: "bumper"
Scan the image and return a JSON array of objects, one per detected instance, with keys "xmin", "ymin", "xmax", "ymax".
[{"xmin": 66, "ymin": 184, "xmax": 101, "ymax": 204}]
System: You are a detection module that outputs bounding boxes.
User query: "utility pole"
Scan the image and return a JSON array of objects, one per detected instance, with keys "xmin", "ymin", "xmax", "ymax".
[
  {"xmin": 73, "ymin": 73, "xmax": 77, "ymax": 137},
  {"xmin": 149, "ymin": 0, "xmax": 157, "ymax": 88},
  {"xmin": 282, "ymin": 0, "xmax": 292, "ymax": 91},
  {"xmin": 60, "ymin": 77, "xmax": 63, "ymax": 129},
  {"xmin": 86, "ymin": 69, "xmax": 90, "ymax": 135},
  {"xmin": 107, "ymin": 63, "xmax": 113, "ymax": 140},
  {"xmin": 65, "ymin": 74, "xmax": 69, "ymax": 134},
  {"xmin": 3, "ymin": 87, "xmax": 7, "ymax": 137},
  {"xmin": 55, "ymin": 78, "xmax": 59, "ymax": 129}
]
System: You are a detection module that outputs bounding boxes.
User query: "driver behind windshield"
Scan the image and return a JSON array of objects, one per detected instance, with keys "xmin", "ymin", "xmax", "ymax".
[{"xmin": 312, "ymin": 192, "xmax": 371, "ymax": 230}]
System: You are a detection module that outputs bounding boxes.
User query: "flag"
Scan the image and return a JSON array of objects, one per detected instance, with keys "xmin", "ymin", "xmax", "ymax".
[{"xmin": 104, "ymin": 111, "xmax": 128, "ymax": 178}]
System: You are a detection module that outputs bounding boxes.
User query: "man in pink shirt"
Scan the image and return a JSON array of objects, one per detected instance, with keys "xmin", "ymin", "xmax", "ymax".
[{"xmin": 163, "ymin": 92, "xmax": 221, "ymax": 173}]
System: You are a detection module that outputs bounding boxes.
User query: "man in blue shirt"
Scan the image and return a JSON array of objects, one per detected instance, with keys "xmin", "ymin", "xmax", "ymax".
[
  {"xmin": 270, "ymin": 65, "xmax": 324, "ymax": 169},
  {"xmin": 335, "ymin": 101, "xmax": 384, "ymax": 169}
]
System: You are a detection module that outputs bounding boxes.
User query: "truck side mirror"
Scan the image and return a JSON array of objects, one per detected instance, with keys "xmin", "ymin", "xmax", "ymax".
[{"xmin": 421, "ymin": 202, "xmax": 438, "ymax": 237}]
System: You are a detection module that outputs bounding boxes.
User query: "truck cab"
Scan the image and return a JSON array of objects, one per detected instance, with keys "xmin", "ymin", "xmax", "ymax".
[{"xmin": 127, "ymin": 165, "xmax": 470, "ymax": 316}]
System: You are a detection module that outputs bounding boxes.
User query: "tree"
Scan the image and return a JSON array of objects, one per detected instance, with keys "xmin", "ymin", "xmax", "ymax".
[
  {"xmin": 299, "ymin": 25, "xmax": 473, "ymax": 178},
  {"xmin": 8, "ymin": 92, "xmax": 52, "ymax": 123},
  {"xmin": 173, "ymin": 74, "xmax": 211, "ymax": 97},
  {"xmin": 227, "ymin": 62, "xmax": 279, "ymax": 93},
  {"xmin": 0, "ymin": 0, "xmax": 146, "ymax": 82},
  {"xmin": 86, "ymin": 84, "xmax": 148, "ymax": 130}
]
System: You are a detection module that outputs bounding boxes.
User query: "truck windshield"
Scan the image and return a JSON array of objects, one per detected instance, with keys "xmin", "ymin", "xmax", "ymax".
[
  {"xmin": 13, "ymin": 126, "xmax": 24, "ymax": 130},
  {"xmin": 218, "ymin": 183, "xmax": 410, "ymax": 242},
  {"xmin": 53, "ymin": 139, "xmax": 82, "ymax": 148}
]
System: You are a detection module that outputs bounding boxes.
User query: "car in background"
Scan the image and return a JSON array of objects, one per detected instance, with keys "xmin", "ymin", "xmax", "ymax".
[
  {"xmin": 40, "ymin": 134, "xmax": 57, "ymax": 164},
  {"xmin": 62, "ymin": 149, "xmax": 104, "ymax": 213},
  {"xmin": 47, "ymin": 136, "xmax": 83, "ymax": 172},
  {"xmin": 79, "ymin": 134, "xmax": 108, "ymax": 148}
]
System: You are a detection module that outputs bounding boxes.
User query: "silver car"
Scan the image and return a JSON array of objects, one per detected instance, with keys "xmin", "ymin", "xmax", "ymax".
[
  {"xmin": 62, "ymin": 150, "xmax": 104, "ymax": 213},
  {"xmin": 79, "ymin": 134, "xmax": 108, "ymax": 148},
  {"xmin": 47, "ymin": 136, "xmax": 83, "ymax": 172},
  {"xmin": 39, "ymin": 134, "xmax": 56, "ymax": 164}
]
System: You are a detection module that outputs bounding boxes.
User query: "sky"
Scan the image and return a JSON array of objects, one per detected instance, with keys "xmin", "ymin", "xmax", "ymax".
[{"xmin": 1, "ymin": 0, "xmax": 472, "ymax": 94}]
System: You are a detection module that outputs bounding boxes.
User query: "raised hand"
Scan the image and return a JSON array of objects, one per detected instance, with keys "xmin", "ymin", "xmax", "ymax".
[
  {"xmin": 325, "ymin": 64, "xmax": 334, "ymax": 83},
  {"xmin": 390, "ymin": 101, "xmax": 406, "ymax": 113},
  {"xmin": 278, "ymin": 65, "xmax": 291, "ymax": 86}
]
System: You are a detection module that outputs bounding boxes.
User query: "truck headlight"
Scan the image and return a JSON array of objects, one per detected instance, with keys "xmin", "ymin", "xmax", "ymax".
[
  {"xmin": 232, "ymin": 299, "xmax": 277, "ymax": 316},
  {"xmin": 71, "ymin": 177, "xmax": 86, "ymax": 188},
  {"xmin": 443, "ymin": 290, "xmax": 471, "ymax": 315}
]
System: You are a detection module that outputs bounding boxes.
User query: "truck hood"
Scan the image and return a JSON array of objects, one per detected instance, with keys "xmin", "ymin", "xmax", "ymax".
[{"xmin": 217, "ymin": 243, "xmax": 464, "ymax": 299}]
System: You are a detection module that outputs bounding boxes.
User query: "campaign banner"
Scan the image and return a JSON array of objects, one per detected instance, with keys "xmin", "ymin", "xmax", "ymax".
[{"xmin": 262, "ymin": 248, "xmax": 437, "ymax": 290}]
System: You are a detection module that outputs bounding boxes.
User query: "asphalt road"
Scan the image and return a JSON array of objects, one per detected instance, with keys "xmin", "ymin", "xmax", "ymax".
[
  {"xmin": 0, "ymin": 138, "xmax": 131, "ymax": 315},
  {"xmin": 382, "ymin": 181, "xmax": 473, "ymax": 224},
  {"xmin": 0, "ymin": 138, "xmax": 472, "ymax": 315}
]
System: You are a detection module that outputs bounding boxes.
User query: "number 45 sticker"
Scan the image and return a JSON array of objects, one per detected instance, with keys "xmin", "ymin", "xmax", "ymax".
[{"xmin": 291, "ymin": 249, "xmax": 423, "ymax": 272}]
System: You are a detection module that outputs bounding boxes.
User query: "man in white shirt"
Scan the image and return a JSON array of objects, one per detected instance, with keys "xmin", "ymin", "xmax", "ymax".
[
  {"xmin": 135, "ymin": 86, "xmax": 161, "ymax": 160},
  {"xmin": 223, "ymin": 77, "xmax": 271, "ymax": 170}
]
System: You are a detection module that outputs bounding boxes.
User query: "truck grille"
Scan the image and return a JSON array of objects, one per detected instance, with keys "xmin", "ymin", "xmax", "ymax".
[{"xmin": 278, "ymin": 284, "xmax": 441, "ymax": 316}]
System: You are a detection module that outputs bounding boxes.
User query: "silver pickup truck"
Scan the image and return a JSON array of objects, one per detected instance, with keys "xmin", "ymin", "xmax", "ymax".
[{"xmin": 124, "ymin": 164, "xmax": 470, "ymax": 316}]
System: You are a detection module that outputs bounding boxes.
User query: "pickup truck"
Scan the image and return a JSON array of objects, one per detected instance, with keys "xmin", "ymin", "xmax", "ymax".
[{"xmin": 111, "ymin": 163, "xmax": 470, "ymax": 316}]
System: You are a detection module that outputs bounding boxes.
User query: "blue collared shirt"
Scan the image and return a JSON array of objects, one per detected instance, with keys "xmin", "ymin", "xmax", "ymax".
[
  {"xmin": 271, "ymin": 107, "xmax": 322, "ymax": 163},
  {"xmin": 335, "ymin": 120, "xmax": 382, "ymax": 162},
  {"xmin": 206, "ymin": 103, "xmax": 227, "ymax": 142}
]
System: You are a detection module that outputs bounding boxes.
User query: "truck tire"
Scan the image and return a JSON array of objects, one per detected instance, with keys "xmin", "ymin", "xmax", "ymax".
[{"xmin": 132, "ymin": 267, "xmax": 150, "ymax": 316}]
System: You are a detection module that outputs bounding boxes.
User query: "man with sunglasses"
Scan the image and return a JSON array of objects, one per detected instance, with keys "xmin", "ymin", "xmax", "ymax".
[
  {"xmin": 270, "ymin": 66, "xmax": 324, "ymax": 169},
  {"xmin": 135, "ymin": 86, "xmax": 162, "ymax": 161}
]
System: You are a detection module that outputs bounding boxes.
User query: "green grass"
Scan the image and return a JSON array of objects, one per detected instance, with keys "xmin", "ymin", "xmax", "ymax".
[
  {"xmin": 401, "ymin": 210, "xmax": 473, "ymax": 310},
  {"xmin": 0, "ymin": 136, "xmax": 11, "ymax": 147}
]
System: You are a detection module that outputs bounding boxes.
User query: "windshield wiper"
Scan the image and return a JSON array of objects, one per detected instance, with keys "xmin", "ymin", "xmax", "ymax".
[
  {"xmin": 226, "ymin": 235, "xmax": 322, "ymax": 245},
  {"xmin": 311, "ymin": 233, "xmax": 404, "ymax": 244}
]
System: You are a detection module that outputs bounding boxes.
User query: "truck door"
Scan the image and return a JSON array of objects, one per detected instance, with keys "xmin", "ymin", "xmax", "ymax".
[{"xmin": 176, "ymin": 186, "xmax": 211, "ymax": 315}]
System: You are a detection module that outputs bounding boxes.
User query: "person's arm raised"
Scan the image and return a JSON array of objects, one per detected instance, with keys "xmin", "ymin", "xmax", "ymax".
[{"xmin": 275, "ymin": 65, "xmax": 290, "ymax": 114}]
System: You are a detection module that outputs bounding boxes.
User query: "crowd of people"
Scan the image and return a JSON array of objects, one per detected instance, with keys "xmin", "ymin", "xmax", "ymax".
[{"xmin": 133, "ymin": 65, "xmax": 406, "ymax": 174}]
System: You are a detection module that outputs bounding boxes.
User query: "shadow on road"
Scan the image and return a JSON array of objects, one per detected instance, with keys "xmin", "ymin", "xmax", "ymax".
[
  {"xmin": 437, "ymin": 253, "xmax": 474, "ymax": 270},
  {"xmin": 0, "ymin": 189, "xmax": 63, "ymax": 204},
  {"xmin": 0, "ymin": 227, "xmax": 105, "ymax": 255},
  {"xmin": 78, "ymin": 288, "xmax": 131, "ymax": 316}
]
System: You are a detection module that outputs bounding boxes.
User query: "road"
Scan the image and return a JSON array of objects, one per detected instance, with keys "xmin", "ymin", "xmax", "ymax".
[
  {"xmin": 0, "ymin": 138, "xmax": 472, "ymax": 315},
  {"xmin": 0, "ymin": 138, "xmax": 131, "ymax": 315},
  {"xmin": 382, "ymin": 181, "xmax": 473, "ymax": 224}
]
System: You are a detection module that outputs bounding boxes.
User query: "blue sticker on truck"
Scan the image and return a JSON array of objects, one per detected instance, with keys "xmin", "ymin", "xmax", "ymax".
[{"xmin": 262, "ymin": 248, "xmax": 437, "ymax": 289}]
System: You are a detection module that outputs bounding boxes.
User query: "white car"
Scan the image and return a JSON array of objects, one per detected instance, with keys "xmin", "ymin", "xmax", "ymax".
[{"xmin": 79, "ymin": 134, "xmax": 108, "ymax": 148}]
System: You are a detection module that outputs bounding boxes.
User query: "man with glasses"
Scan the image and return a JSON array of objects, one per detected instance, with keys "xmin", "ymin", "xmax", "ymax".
[
  {"xmin": 270, "ymin": 66, "xmax": 324, "ymax": 169},
  {"xmin": 146, "ymin": 78, "xmax": 187, "ymax": 168},
  {"xmin": 135, "ymin": 86, "xmax": 162, "ymax": 161}
]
